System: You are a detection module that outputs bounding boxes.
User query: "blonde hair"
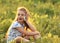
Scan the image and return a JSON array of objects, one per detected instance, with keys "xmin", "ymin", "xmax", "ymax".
[{"xmin": 14, "ymin": 7, "xmax": 30, "ymax": 22}]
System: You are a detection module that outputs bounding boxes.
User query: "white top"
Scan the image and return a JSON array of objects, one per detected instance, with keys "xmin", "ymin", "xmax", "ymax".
[{"xmin": 7, "ymin": 21, "xmax": 25, "ymax": 43}]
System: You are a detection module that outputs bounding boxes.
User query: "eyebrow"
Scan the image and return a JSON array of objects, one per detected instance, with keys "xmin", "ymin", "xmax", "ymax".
[{"xmin": 18, "ymin": 13, "xmax": 25, "ymax": 15}]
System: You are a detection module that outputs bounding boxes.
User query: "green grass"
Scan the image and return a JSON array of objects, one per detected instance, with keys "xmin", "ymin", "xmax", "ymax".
[{"xmin": 0, "ymin": 0, "xmax": 60, "ymax": 43}]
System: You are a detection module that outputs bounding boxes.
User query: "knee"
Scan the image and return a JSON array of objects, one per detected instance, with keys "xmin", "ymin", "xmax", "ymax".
[
  {"xmin": 24, "ymin": 36, "xmax": 30, "ymax": 40},
  {"xmin": 15, "ymin": 37, "xmax": 21, "ymax": 43}
]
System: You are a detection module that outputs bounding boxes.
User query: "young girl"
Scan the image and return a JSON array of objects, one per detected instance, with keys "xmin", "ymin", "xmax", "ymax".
[{"xmin": 6, "ymin": 7, "xmax": 40, "ymax": 43}]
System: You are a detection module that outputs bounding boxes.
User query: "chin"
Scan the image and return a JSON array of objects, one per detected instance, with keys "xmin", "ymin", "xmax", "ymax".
[{"xmin": 18, "ymin": 20, "xmax": 24, "ymax": 22}]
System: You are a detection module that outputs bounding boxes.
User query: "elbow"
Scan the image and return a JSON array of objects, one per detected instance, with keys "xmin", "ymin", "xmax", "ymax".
[
  {"xmin": 25, "ymin": 32, "xmax": 29, "ymax": 36},
  {"xmin": 24, "ymin": 32, "xmax": 30, "ymax": 36}
]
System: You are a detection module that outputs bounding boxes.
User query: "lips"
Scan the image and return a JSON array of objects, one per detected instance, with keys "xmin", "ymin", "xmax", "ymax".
[
  {"xmin": 19, "ymin": 18, "xmax": 22, "ymax": 20},
  {"xmin": 19, "ymin": 17, "xmax": 23, "ymax": 20}
]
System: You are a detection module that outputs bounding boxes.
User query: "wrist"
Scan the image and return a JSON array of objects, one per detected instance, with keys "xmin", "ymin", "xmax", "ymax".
[{"xmin": 26, "ymin": 20, "xmax": 29, "ymax": 23}]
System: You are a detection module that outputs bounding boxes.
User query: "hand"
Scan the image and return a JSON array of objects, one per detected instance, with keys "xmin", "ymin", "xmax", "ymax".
[
  {"xmin": 24, "ymin": 16, "xmax": 28, "ymax": 22},
  {"xmin": 35, "ymin": 31, "xmax": 40, "ymax": 35},
  {"xmin": 34, "ymin": 34, "xmax": 41, "ymax": 40},
  {"xmin": 33, "ymin": 31, "xmax": 41, "ymax": 40},
  {"xmin": 24, "ymin": 16, "xmax": 27, "ymax": 21}
]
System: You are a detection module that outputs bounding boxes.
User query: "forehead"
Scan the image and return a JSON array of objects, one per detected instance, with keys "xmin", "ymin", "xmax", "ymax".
[{"xmin": 18, "ymin": 10, "xmax": 25, "ymax": 15}]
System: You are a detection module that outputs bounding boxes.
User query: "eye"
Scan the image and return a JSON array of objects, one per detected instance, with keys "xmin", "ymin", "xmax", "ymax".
[
  {"xmin": 18, "ymin": 14, "xmax": 20, "ymax": 16},
  {"xmin": 18, "ymin": 13, "xmax": 25, "ymax": 16}
]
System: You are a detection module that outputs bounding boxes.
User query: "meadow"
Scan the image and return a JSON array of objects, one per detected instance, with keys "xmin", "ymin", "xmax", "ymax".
[{"xmin": 0, "ymin": 0, "xmax": 60, "ymax": 43}]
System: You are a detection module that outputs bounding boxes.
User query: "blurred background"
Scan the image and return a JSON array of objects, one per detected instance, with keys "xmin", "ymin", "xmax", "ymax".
[{"xmin": 0, "ymin": 0, "xmax": 60, "ymax": 43}]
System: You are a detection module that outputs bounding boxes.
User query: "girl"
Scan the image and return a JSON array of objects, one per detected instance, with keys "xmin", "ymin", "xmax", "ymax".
[{"xmin": 6, "ymin": 7, "xmax": 40, "ymax": 43}]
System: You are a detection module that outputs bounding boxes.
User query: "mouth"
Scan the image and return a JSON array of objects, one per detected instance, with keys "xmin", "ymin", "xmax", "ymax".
[
  {"xmin": 19, "ymin": 18, "xmax": 23, "ymax": 20},
  {"xmin": 19, "ymin": 18, "xmax": 22, "ymax": 20}
]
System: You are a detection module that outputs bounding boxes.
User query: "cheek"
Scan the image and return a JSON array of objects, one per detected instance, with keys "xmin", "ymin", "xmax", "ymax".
[
  {"xmin": 22, "ymin": 17, "xmax": 24, "ymax": 20},
  {"xmin": 17, "ymin": 16, "xmax": 20, "ymax": 20},
  {"xmin": 17, "ymin": 16, "xmax": 19, "ymax": 18}
]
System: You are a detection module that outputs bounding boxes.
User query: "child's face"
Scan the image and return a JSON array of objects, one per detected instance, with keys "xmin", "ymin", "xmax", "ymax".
[{"xmin": 17, "ymin": 10, "xmax": 25, "ymax": 22}]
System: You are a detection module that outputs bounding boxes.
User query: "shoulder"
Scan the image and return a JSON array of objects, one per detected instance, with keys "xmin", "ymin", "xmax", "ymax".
[
  {"xmin": 12, "ymin": 21, "xmax": 22, "ymax": 28},
  {"xmin": 13, "ymin": 21, "xmax": 20, "ymax": 26}
]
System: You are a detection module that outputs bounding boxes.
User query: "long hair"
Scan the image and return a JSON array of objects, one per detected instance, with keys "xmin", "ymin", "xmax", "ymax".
[
  {"xmin": 14, "ymin": 7, "xmax": 29, "ymax": 21},
  {"xmin": 5, "ymin": 7, "xmax": 30, "ymax": 38},
  {"xmin": 14, "ymin": 7, "xmax": 30, "ymax": 29}
]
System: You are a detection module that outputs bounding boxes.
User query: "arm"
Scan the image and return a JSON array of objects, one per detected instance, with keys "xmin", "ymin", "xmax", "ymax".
[
  {"xmin": 16, "ymin": 27, "xmax": 39, "ymax": 36},
  {"xmin": 25, "ymin": 21, "xmax": 37, "ymax": 32}
]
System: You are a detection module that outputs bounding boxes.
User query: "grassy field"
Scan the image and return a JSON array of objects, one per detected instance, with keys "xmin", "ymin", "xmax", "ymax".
[{"xmin": 0, "ymin": 0, "xmax": 60, "ymax": 43}]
